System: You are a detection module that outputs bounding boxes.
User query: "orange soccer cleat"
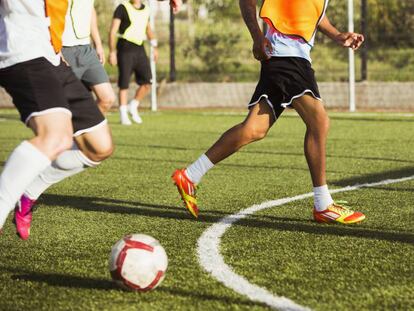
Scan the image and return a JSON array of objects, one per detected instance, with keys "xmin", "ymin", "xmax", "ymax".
[
  {"xmin": 313, "ymin": 202, "xmax": 366, "ymax": 224},
  {"xmin": 172, "ymin": 169, "xmax": 199, "ymax": 218}
]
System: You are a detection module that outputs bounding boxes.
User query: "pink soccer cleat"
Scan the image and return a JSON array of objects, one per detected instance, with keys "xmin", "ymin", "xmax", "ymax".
[{"xmin": 14, "ymin": 194, "xmax": 36, "ymax": 240}]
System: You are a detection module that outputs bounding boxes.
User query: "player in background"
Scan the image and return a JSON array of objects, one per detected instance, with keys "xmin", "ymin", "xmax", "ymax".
[
  {"xmin": 0, "ymin": 0, "xmax": 114, "ymax": 240},
  {"xmin": 109, "ymin": 0, "xmax": 158, "ymax": 125},
  {"xmin": 172, "ymin": 0, "xmax": 366, "ymax": 224},
  {"xmin": 61, "ymin": 0, "xmax": 116, "ymax": 114}
]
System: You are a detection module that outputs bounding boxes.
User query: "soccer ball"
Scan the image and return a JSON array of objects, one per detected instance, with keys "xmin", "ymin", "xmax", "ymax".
[{"xmin": 109, "ymin": 234, "xmax": 168, "ymax": 291}]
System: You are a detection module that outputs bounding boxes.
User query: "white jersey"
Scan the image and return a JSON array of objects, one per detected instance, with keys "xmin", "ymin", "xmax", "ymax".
[
  {"xmin": 0, "ymin": 0, "xmax": 61, "ymax": 69},
  {"xmin": 62, "ymin": 0, "xmax": 94, "ymax": 46},
  {"xmin": 265, "ymin": 1, "xmax": 329, "ymax": 63}
]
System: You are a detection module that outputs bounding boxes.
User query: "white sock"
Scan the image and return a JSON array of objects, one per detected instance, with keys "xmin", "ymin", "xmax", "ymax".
[
  {"xmin": 25, "ymin": 144, "xmax": 100, "ymax": 200},
  {"xmin": 0, "ymin": 141, "xmax": 50, "ymax": 228},
  {"xmin": 128, "ymin": 99, "xmax": 140, "ymax": 115},
  {"xmin": 120, "ymin": 105, "xmax": 128, "ymax": 117},
  {"xmin": 185, "ymin": 154, "xmax": 214, "ymax": 184},
  {"xmin": 129, "ymin": 99, "xmax": 139, "ymax": 109},
  {"xmin": 313, "ymin": 185, "xmax": 334, "ymax": 211}
]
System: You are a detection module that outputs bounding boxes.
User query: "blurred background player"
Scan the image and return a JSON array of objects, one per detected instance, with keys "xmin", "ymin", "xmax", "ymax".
[
  {"xmin": 0, "ymin": 0, "xmax": 114, "ymax": 239},
  {"xmin": 62, "ymin": 0, "xmax": 116, "ymax": 114},
  {"xmin": 109, "ymin": 0, "xmax": 159, "ymax": 125},
  {"xmin": 172, "ymin": 0, "xmax": 366, "ymax": 224}
]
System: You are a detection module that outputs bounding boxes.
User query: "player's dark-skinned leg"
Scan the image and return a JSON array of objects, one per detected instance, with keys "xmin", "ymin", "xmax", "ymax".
[
  {"xmin": 205, "ymin": 99, "xmax": 275, "ymax": 164},
  {"xmin": 134, "ymin": 84, "xmax": 151, "ymax": 102},
  {"xmin": 291, "ymin": 94, "xmax": 330, "ymax": 187},
  {"xmin": 172, "ymin": 99, "xmax": 275, "ymax": 218}
]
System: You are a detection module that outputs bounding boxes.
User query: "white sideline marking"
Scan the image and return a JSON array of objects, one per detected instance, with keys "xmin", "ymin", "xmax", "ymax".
[{"xmin": 197, "ymin": 175, "xmax": 414, "ymax": 311}]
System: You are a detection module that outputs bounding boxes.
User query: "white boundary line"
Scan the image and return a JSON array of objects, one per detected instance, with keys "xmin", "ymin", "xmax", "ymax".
[{"xmin": 197, "ymin": 175, "xmax": 414, "ymax": 311}]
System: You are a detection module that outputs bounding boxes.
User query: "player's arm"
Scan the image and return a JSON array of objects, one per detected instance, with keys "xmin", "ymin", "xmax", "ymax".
[
  {"xmin": 90, "ymin": 7, "xmax": 105, "ymax": 64},
  {"xmin": 239, "ymin": 0, "xmax": 272, "ymax": 61},
  {"xmin": 146, "ymin": 24, "xmax": 158, "ymax": 63},
  {"xmin": 169, "ymin": 0, "xmax": 182, "ymax": 14},
  {"xmin": 318, "ymin": 15, "xmax": 364, "ymax": 50},
  {"xmin": 157, "ymin": 0, "xmax": 181, "ymax": 13},
  {"xmin": 108, "ymin": 18, "xmax": 121, "ymax": 66}
]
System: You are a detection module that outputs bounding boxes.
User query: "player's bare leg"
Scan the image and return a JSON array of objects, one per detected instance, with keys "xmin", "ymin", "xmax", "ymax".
[
  {"xmin": 133, "ymin": 84, "xmax": 151, "ymax": 102},
  {"xmin": 292, "ymin": 95, "xmax": 365, "ymax": 224},
  {"xmin": 206, "ymin": 99, "xmax": 275, "ymax": 164},
  {"xmin": 16, "ymin": 122, "xmax": 113, "ymax": 240},
  {"xmin": 0, "ymin": 112, "xmax": 73, "ymax": 232},
  {"xmin": 291, "ymin": 95, "xmax": 329, "ymax": 187},
  {"xmin": 28, "ymin": 112, "xmax": 74, "ymax": 160},
  {"xmin": 91, "ymin": 82, "xmax": 116, "ymax": 114},
  {"xmin": 74, "ymin": 123, "xmax": 114, "ymax": 162},
  {"xmin": 24, "ymin": 123, "xmax": 114, "ymax": 202},
  {"xmin": 172, "ymin": 99, "xmax": 275, "ymax": 217}
]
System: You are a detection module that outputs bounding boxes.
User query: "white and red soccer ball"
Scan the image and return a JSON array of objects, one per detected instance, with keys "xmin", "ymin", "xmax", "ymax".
[{"xmin": 109, "ymin": 234, "xmax": 168, "ymax": 291}]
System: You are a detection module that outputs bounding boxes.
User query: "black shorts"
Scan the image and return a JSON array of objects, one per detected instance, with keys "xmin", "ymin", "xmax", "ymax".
[
  {"xmin": 0, "ymin": 57, "xmax": 106, "ymax": 136},
  {"xmin": 249, "ymin": 57, "xmax": 322, "ymax": 120},
  {"xmin": 117, "ymin": 45, "xmax": 152, "ymax": 89}
]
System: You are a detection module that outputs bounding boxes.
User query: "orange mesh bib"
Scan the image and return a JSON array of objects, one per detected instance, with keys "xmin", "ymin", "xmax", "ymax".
[
  {"xmin": 45, "ymin": 0, "xmax": 69, "ymax": 53},
  {"xmin": 260, "ymin": 0, "xmax": 326, "ymax": 42}
]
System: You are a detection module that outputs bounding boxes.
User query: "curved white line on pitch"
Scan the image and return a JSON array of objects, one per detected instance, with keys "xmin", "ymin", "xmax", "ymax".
[{"xmin": 197, "ymin": 175, "xmax": 414, "ymax": 311}]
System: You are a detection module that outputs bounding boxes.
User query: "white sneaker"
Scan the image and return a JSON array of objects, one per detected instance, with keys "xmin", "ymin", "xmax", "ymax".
[
  {"xmin": 128, "ymin": 99, "xmax": 143, "ymax": 124},
  {"xmin": 119, "ymin": 106, "xmax": 132, "ymax": 125},
  {"xmin": 121, "ymin": 116, "xmax": 132, "ymax": 125},
  {"xmin": 130, "ymin": 113, "xmax": 142, "ymax": 124},
  {"xmin": 119, "ymin": 107, "xmax": 132, "ymax": 125}
]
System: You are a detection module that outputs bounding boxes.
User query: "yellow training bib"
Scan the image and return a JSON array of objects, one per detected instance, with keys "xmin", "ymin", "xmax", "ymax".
[{"xmin": 119, "ymin": 1, "xmax": 150, "ymax": 46}]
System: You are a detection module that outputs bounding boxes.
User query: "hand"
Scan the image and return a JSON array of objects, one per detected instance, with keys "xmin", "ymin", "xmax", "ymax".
[
  {"xmin": 95, "ymin": 46, "xmax": 105, "ymax": 65},
  {"xmin": 252, "ymin": 35, "xmax": 272, "ymax": 61},
  {"xmin": 153, "ymin": 48, "xmax": 159, "ymax": 63},
  {"xmin": 335, "ymin": 32, "xmax": 364, "ymax": 50},
  {"xmin": 108, "ymin": 51, "xmax": 117, "ymax": 66},
  {"xmin": 170, "ymin": 0, "xmax": 181, "ymax": 14}
]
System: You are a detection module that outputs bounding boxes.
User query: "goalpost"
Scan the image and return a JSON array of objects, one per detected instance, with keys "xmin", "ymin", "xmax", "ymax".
[{"xmin": 348, "ymin": 0, "xmax": 356, "ymax": 112}]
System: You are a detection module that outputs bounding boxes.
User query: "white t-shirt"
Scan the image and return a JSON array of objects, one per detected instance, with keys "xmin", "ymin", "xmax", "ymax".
[
  {"xmin": 0, "ymin": 0, "xmax": 61, "ymax": 69},
  {"xmin": 265, "ymin": 1, "xmax": 329, "ymax": 63},
  {"xmin": 62, "ymin": 0, "xmax": 94, "ymax": 47}
]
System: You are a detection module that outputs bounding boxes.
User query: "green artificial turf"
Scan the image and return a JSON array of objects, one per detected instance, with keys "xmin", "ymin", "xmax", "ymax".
[{"xmin": 0, "ymin": 109, "xmax": 413, "ymax": 310}]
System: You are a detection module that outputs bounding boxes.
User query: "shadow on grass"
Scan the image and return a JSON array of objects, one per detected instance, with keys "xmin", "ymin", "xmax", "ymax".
[
  {"xmin": 40, "ymin": 194, "xmax": 413, "ymax": 245},
  {"xmin": 328, "ymin": 115, "xmax": 414, "ymax": 123},
  {"xmin": 112, "ymin": 155, "xmax": 311, "ymax": 172},
  {"xmin": 10, "ymin": 272, "xmax": 117, "ymax": 290},
  {"xmin": 7, "ymin": 269, "xmax": 262, "ymax": 307},
  {"xmin": 368, "ymin": 186, "xmax": 414, "ymax": 193},
  {"xmin": 276, "ymin": 113, "xmax": 414, "ymax": 123},
  {"xmin": 115, "ymin": 143, "xmax": 414, "ymax": 165},
  {"xmin": 237, "ymin": 218, "xmax": 414, "ymax": 245},
  {"xmin": 0, "ymin": 114, "xmax": 20, "ymax": 121},
  {"xmin": 331, "ymin": 166, "xmax": 414, "ymax": 187}
]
